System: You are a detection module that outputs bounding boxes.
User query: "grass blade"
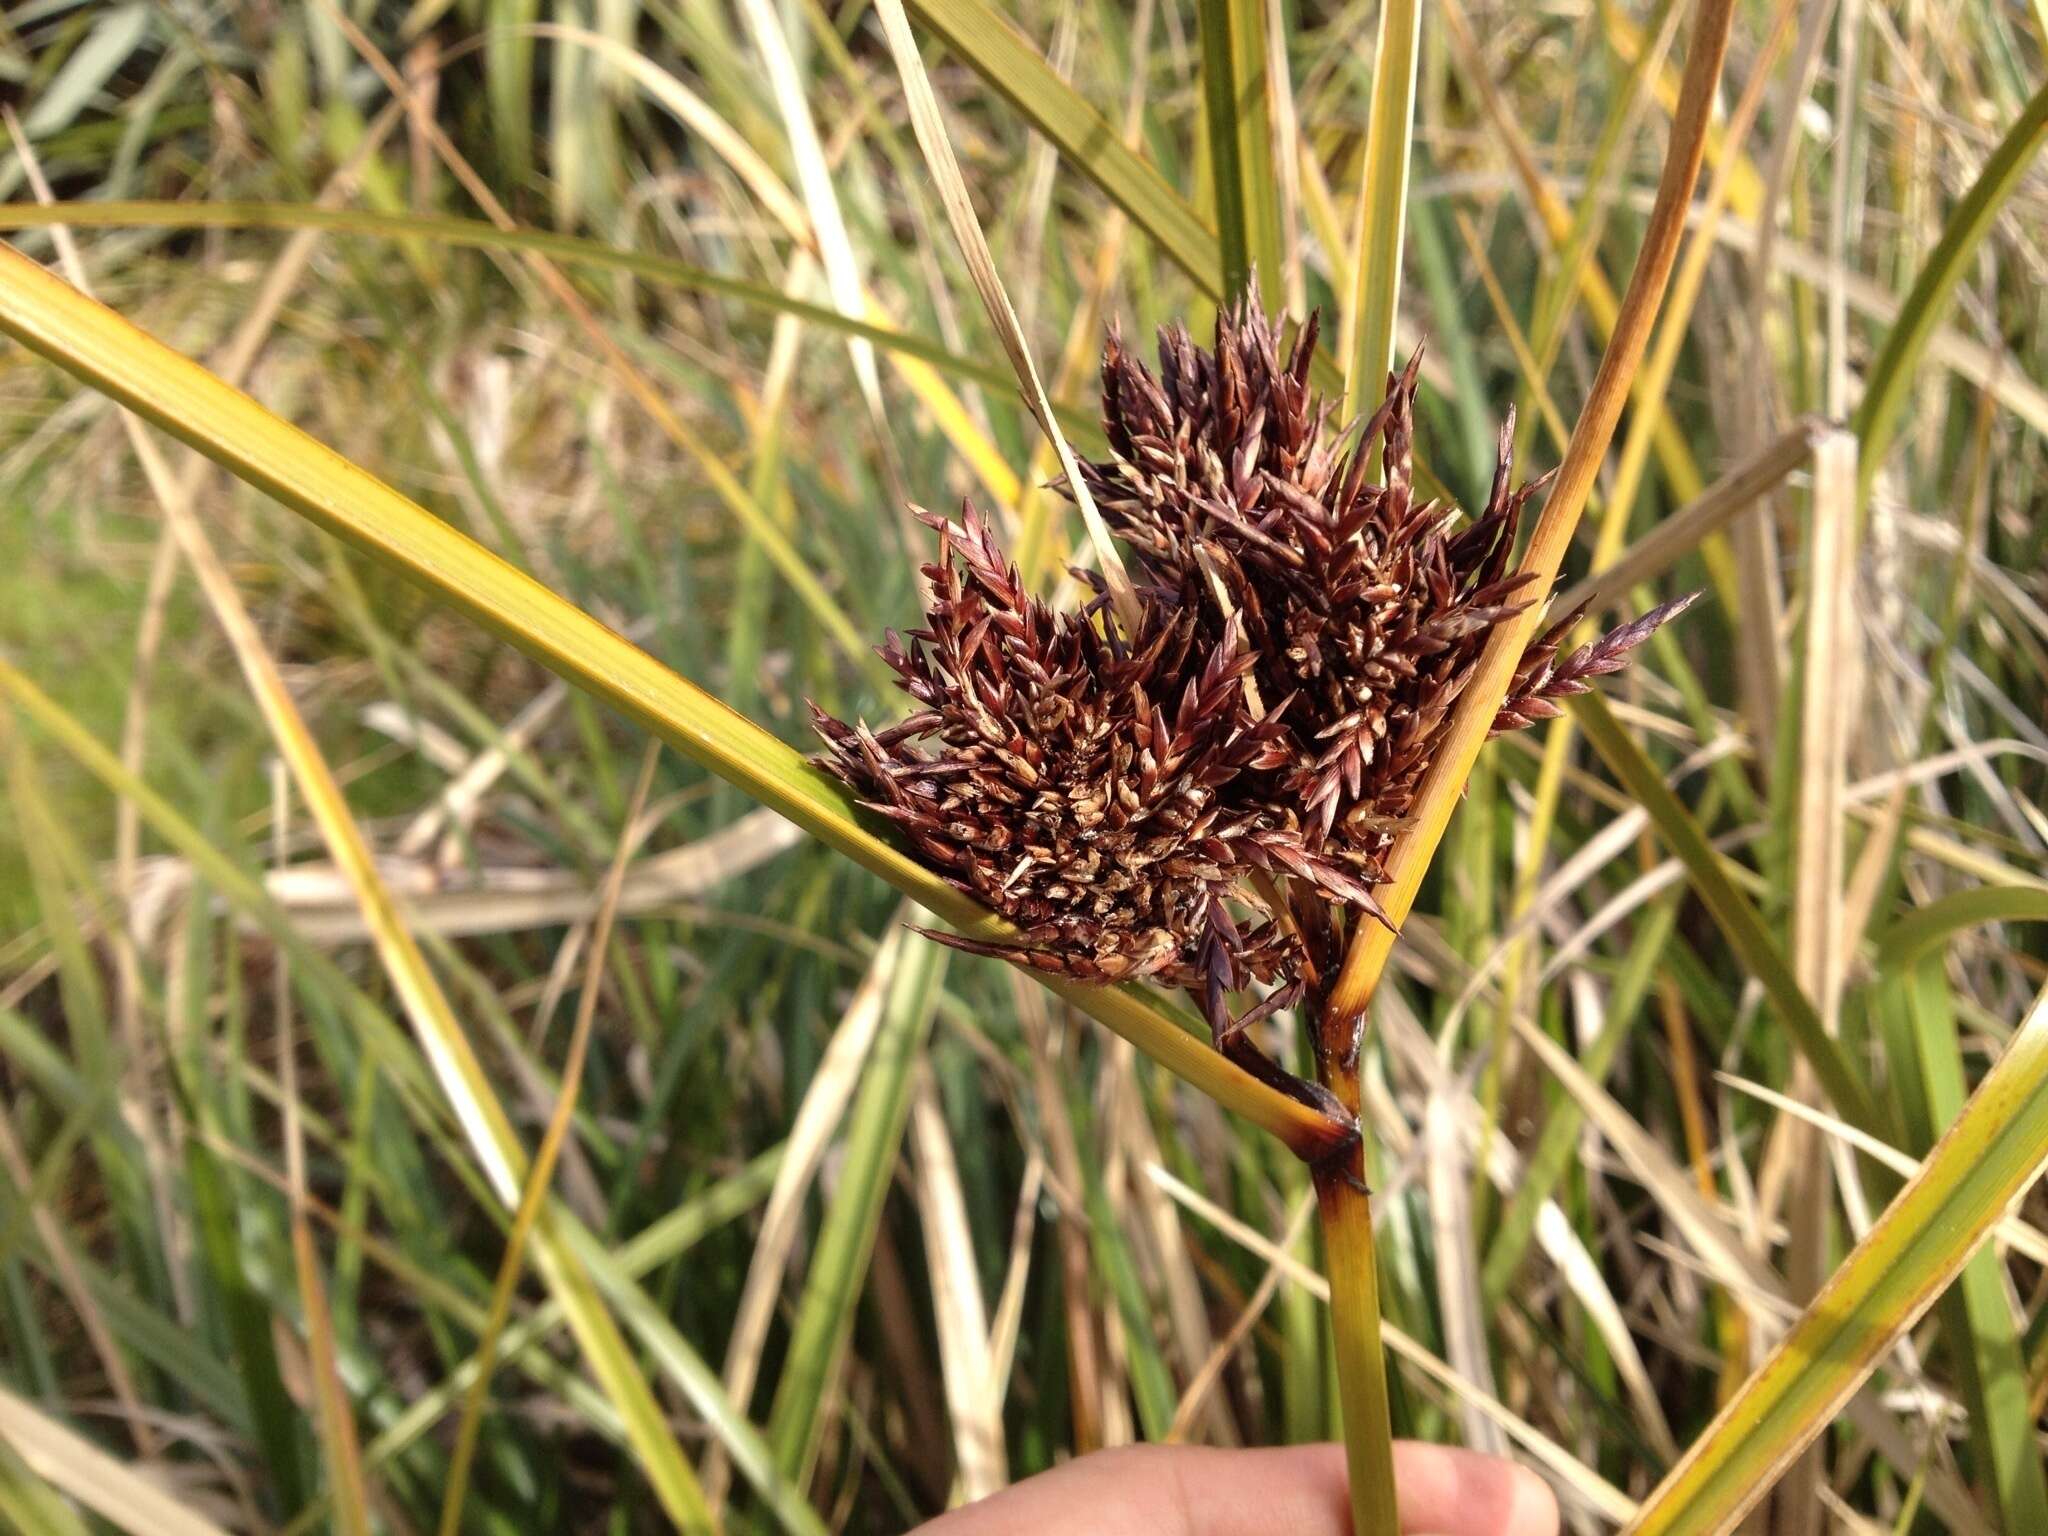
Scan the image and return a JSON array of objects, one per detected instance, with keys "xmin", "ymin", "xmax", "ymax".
[
  {"xmin": 272, "ymin": 775, "xmax": 374, "ymax": 1536},
  {"xmin": 1551, "ymin": 418, "xmax": 1830, "ymax": 619},
  {"xmin": 1194, "ymin": 0, "xmax": 1284, "ymax": 307},
  {"xmin": 1197, "ymin": 0, "xmax": 1253, "ymax": 302},
  {"xmin": 1340, "ymin": 0, "xmax": 1420, "ymax": 413},
  {"xmin": 908, "ymin": 1071, "xmax": 1006, "ymax": 1499},
  {"xmin": 1322, "ymin": 0, "xmax": 1739, "ymax": 1027},
  {"xmin": 1571, "ymin": 693, "xmax": 1881, "ymax": 1133},
  {"xmin": 1481, "ymin": 895, "xmax": 1680, "ymax": 1301},
  {"xmin": 0, "ymin": 238, "xmax": 1350, "ymax": 1165},
  {"xmin": 729, "ymin": 0, "xmax": 890, "ymax": 426},
  {"xmin": 767, "ymin": 935, "xmax": 945, "ymax": 1487},
  {"xmin": 183, "ymin": 1133, "xmax": 308, "ymax": 1509},
  {"xmin": 0, "ymin": 737, "xmax": 161, "ymax": 1461},
  {"xmin": 704, "ymin": 920, "xmax": 908, "ymax": 1510},
  {"xmin": 1434, "ymin": 0, "xmax": 1710, "ymax": 518},
  {"xmin": 1852, "ymin": 79, "xmax": 2048, "ymax": 506},
  {"xmin": 280, "ymin": 1150, "xmax": 793, "ymax": 1534},
  {"xmin": 340, "ymin": 9, "xmax": 888, "ymax": 681},
  {"xmin": 1316, "ymin": 7, "xmax": 1736, "ymax": 1516},
  {"xmin": 886, "ymin": 6, "xmax": 1335, "ymax": 402},
  {"xmin": 20, "ymin": 5, "xmax": 151, "ymax": 137},
  {"xmin": 0, "ymin": 210, "xmax": 716, "ymax": 1528},
  {"xmin": 1316, "ymin": 1161, "xmax": 1403, "ymax": 1536},
  {"xmin": 0, "ymin": 1385, "xmax": 227, "ymax": 1536},
  {"xmin": 566, "ymin": 1228, "xmax": 831, "ymax": 1536},
  {"xmin": 1229, "ymin": 0, "xmax": 1285, "ymax": 306},
  {"xmin": 0, "ymin": 200, "xmax": 1107, "ymax": 449},
  {"xmin": 482, "ymin": 0, "xmax": 535, "ymax": 185},
  {"xmin": 438, "ymin": 747, "xmax": 663, "ymax": 1536},
  {"xmin": 904, "ymin": 0, "xmax": 1222, "ymax": 293},
  {"xmin": 1883, "ymin": 964, "xmax": 2048, "ymax": 1530},
  {"xmin": 0, "ymin": 1432, "xmax": 93, "ymax": 1536},
  {"xmin": 2, "ymin": 657, "xmax": 813, "ymax": 1535},
  {"xmin": 1624, "ymin": 978, "xmax": 2048, "ymax": 1535},
  {"xmin": 1406, "ymin": 194, "xmax": 1495, "ymax": 495},
  {"xmin": 1876, "ymin": 887, "xmax": 2048, "ymax": 970},
  {"xmin": 872, "ymin": 0, "xmax": 1139, "ymax": 628},
  {"xmin": 1599, "ymin": 3, "xmax": 1766, "ymax": 222},
  {"xmin": 1778, "ymin": 423, "xmax": 1857, "ymax": 1526}
]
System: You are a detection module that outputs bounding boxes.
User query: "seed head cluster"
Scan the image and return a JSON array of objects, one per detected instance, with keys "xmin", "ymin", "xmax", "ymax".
[{"xmin": 812, "ymin": 296, "xmax": 1691, "ymax": 1067}]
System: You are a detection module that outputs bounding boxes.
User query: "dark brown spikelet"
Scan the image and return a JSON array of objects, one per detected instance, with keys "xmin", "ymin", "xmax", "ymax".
[
  {"xmin": 1493, "ymin": 591, "xmax": 1704, "ymax": 733},
  {"xmin": 809, "ymin": 505, "xmax": 1370, "ymax": 1043},
  {"xmin": 1075, "ymin": 292, "xmax": 1693, "ymax": 910},
  {"xmin": 813, "ymin": 296, "xmax": 1696, "ymax": 1084}
]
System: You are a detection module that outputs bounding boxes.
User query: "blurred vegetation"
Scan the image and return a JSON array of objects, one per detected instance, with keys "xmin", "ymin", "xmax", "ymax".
[{"xmin": 0, "ymin": 0, "xmax": 2044, "ymax": 1532}]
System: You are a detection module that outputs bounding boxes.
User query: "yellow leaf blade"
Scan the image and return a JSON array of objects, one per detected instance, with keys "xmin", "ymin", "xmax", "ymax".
[
  {"xmin": 0, "ymin": 237, "xmax": 1349, "ymax": 1164},
  {"xmin": 1625, "ymin": 981, "xmax": 2048, "ymax": 1535}
]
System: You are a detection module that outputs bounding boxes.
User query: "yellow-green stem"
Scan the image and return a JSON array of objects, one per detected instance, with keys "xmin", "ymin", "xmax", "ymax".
[
  {"xmin": 1315, "ymin": 1139, "xmax": 1401, "ymax": 1536},
  {"xmin": 1320, "ymin": 0, "xmax": 1738, "ymax": 1029}
]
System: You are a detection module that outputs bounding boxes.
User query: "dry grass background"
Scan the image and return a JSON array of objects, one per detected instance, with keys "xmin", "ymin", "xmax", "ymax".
[{"xmin": 0, "ymin": 0, "xmax": 2045, "ymax": 1532}]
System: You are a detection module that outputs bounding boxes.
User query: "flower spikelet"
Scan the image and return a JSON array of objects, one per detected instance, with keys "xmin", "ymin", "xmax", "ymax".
[
  {"xmin": 813, "ymin": 297, "xmax": 1696, "ymax": 1073},
  {"xmin": 811, "ymin": 506, "xmax": 1367, "ymax": 1039},
  {"xmin": 1076, "ymin": 293, "xmax": 1689, "ymax": 907}
]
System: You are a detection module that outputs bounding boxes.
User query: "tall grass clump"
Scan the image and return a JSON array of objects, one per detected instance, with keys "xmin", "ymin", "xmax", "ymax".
[{"xmin": 1, "ymin": 2, "xmax": 2046, "ymax": 1535}]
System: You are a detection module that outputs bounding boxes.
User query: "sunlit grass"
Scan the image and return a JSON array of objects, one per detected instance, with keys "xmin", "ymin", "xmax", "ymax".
[{"xmin": 1, "ymin": 3, "xmax": 2045, "ymax": 1535}]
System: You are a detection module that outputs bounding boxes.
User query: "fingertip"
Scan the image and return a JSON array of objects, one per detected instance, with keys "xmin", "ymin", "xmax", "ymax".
[
  {"xmin": 1501, "ymin": 1462, "xmax": 1561, "ymax": 1536},
  {"xmin": 910, "ymin": 1440, "xmax": 1561, "ymax": 1536},
  {"xmin": 1389, "ymin": 1442, "xmax": 1560, "ymax": 1536}
]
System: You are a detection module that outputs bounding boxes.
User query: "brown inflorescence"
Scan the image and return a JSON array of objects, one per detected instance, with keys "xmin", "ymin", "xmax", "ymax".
[{"xmin": 812, "ymin": 294, "xmax": 1693, "ymax": 1085}]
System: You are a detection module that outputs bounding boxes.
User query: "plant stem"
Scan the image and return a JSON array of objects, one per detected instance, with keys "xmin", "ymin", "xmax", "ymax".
[
  {"xmin": 1319, "ymin": 0, "xmax": 1739, "ymax": 1023},
  {"xmin": 1315, "ymin": 1134, "xmax": 1401, "ymax": 1536}
]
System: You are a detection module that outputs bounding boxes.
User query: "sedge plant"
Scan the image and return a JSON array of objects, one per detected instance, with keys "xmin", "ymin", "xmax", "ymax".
[
  {"xmin": 813, "ymin": 0, "xmax": 1736, "ymax": 1524},
  {"xmin": 9, "ymin": 0, "xmax": 2048, "ymax": 1533},
  {"xmin": 0, "ymin": 0, "xmax": 1723, "ymax": 1527},
  {"xmin": 809, "ymin": 305, "xmax": 1697, "ymax": 1531}
]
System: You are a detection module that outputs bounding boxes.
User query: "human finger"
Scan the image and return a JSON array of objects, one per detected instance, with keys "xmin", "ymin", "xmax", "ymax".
[{"xmin": 912, "ymin": 1441, "xmax": 1559, "ymax": 1536}]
